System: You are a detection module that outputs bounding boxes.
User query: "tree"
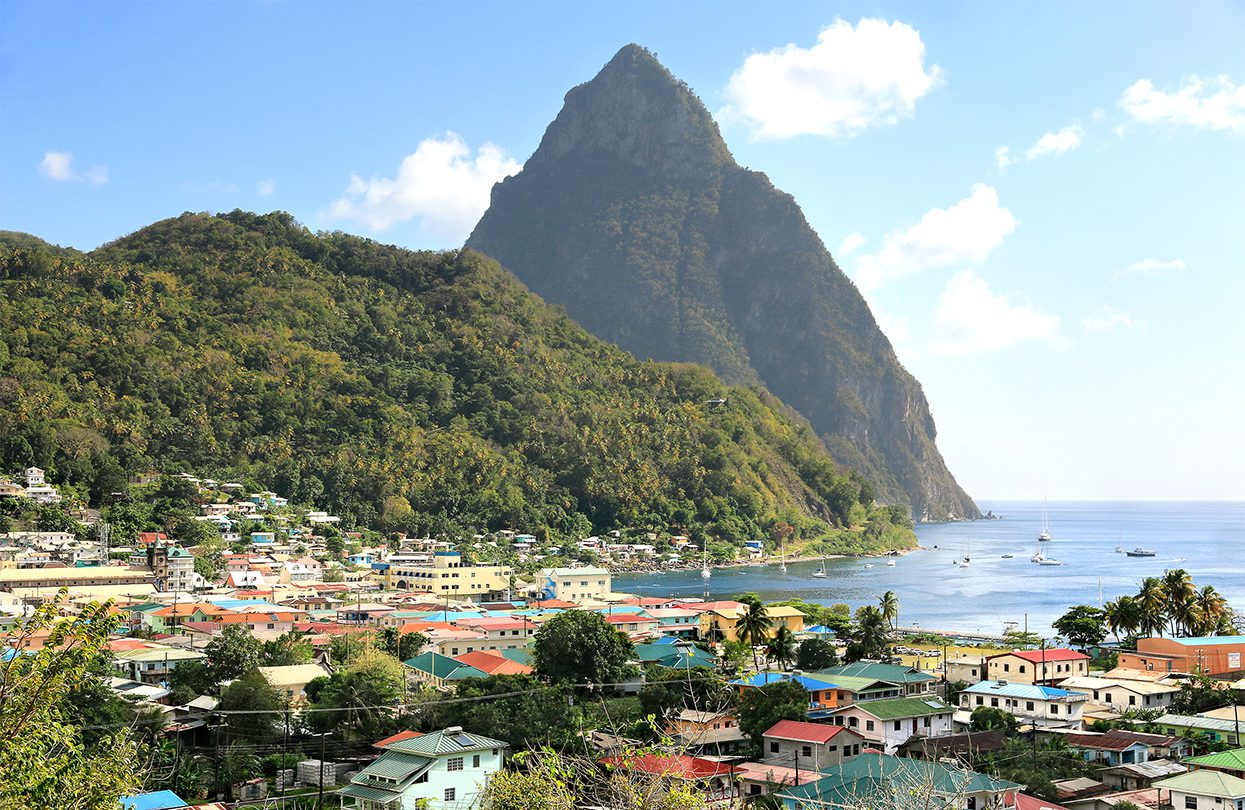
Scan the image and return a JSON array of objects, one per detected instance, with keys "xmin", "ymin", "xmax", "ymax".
[
  {"xmin": 845, "ymin": 605, "xmax": 891, "ymax": 663},
  {"xmin": 1171, "ymin": 674, "xmax": 1236, "ymax": 715},
  {"xmin": 734, "ymin": 596, "xmax": 770, "ymax": 672},
  {"xmin": 205, "ymin": 625, "xmax": 263, "ymax": 683},
  {"xmin": 970, "ymin": 706, "xmax": 1019, "ymax": 733},
  {"xmin": 307, "ymin": 650, "xmax": 403, "ymax": 740},
  {"xmin": 261, "ymin": 631, "xmax": 314, "ymax": 667},
  {"xmin": 432, "ymin": 674, "xmax": 582, "ymax": 750},
  {"xmin": 1053, "ymin": 605, "xmax": 1108, "ymax": 649},
  {"xmin": 533, "ymin": 611, "xmax": 636, "ymax": 686},
  {"xmin": 765, "ymin": 626, "xmax": 797, "ymax": 672},
  {"xmin": 378, "ymin": 626, "xmax": 427, "ymax": 661},
  {"xmin": 795, "ymin": 638, "xmax": 838, "ymax": 671},
  {"xmin": 1163, "ymin": 569, "xmax": 1197, "ymax": 635},
  {"xmin": 218, "ymin": 670, "xmax": 284, "ymax": 744},
  {"xmin": 878, "ymin": 591, "xmax": 899, "ymax": 631},
  {"xmin": 737, "ymin": 680, "xmax": 807, "ymax": 754},
  {"xmin": 1104, "ymin": 596, "xmax": 1142, "ymax": 642},
  {"xmin": 1137, "ymin": 577, "xmax": 1168, "ymax": 637},
  {"xmin": 0, "ymin": 591, "xmax": 142, "ymax": 809}
]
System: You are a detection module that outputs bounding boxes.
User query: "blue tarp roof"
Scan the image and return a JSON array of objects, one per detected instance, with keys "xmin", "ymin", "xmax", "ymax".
[
  {"xmin": 730, "ymin": 672, "xmax": 839, "ymax": 690},
  {"xmin": 120, "ymin": 790, "xmax": 188, "ymax": 810}
]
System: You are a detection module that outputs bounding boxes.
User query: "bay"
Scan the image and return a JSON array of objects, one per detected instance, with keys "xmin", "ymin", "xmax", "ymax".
[{"xmin": 612, "ymin": 501, "xmax": 1245, "ymax": 636}]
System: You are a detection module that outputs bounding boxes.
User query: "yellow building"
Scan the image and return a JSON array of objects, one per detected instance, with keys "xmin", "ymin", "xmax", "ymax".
[
  {"xmin": 380, "ymin": 551, "xmax": 512, "ymax": 600},
  {"xmin": 699, "ymin": 604, "xmax": 806, "ymax": 643}
]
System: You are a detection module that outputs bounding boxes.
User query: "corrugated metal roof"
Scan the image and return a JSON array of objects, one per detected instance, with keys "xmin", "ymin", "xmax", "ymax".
[
  {"xmin": 386, "ymin": 728, "xmax": 508, "ymax": 755},
  {"xmin": 963, "ymin": 681, "xmax": 1086, "ymax": 701},
  {"xmin": 846, "ymin": 696, "xmax": 952, "ymax": 720},
  {"xmin": 357, "ymin": 751, "xmax": 431, "ymax": 781},
  {"xmin": 337, "ymin": 782, "xmax": 401, "ymax": 803}
]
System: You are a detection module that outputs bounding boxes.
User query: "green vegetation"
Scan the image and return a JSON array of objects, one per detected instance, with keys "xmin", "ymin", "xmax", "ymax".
[
  {"xmin": 0, "ymin": 213, "xmax": 913, "ymax": 552},
  {"xmin": 533, "ymin": 610, "xmax": 637, "ymax": 686},
  {"xmin": 1105, "ymin": 569, "xmax": 1234, "ymax": 639},
  {"xmin": 737, "ymin": 680, "xmax": 807, "ymax": 755}
]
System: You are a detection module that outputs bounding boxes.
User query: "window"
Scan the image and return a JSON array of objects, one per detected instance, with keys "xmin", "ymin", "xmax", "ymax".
[
  {"xmin": 1050, "ymin": 704, "xmax": 1059, "ymax": 714},
  {"xmin": 894, "ymin": 721, "xmax": 901, "ymax": 731},
  {"xmin": 976, "ymin": 696, "xmax": 984, "ymax": 706},
  {"xmin": 1003, "ymin": 664, "xmax": 1010, "ymax": 672},
  {"xmin": 1026, "ymin": 701, "xmax": 1034, "ymax": 711},
  {"xmin": 865, "ymin": 720, "xmax": 874, "ymax": 731},
  {"xmin": 446, "ymin": 788, "xmax": 457, "ymax": 802},
  {"xmin": 770, "ymin": 741, "xmax": 780, "ymax": 753},
  {"xmin": 848, "ymin": 717, "xmax": 858, "ymax": 728},
  {"xmin": 801, "ymin": 745, "xmax": 812, "ymax": 757},
  {"xmin": 923, "ymin": 717, "xmax": 931, "ymax": 727},
  {"xmin": 991, "ymin": 698, "xmax": 999, "ymax": 707},
  {"xmin": 473, "ymin": 754, "xmax": 480, "ymax": 768},
  {"xmin": 1019, "ymin": 665, "xmax": 1026, "ymax": 673},
  {"xmin": 447, "ymin": 757, "xmax": 464, "ymax": 771},
  {"xmin": 1129, "ymin": 695, "xmax": 1136, "ymax": 706},
  {"xmin": 1185, "ymin": 798, "xmax": 1197, "ymax": 810}
]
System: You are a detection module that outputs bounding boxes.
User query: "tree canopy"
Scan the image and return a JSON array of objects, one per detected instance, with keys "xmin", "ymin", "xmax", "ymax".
[{"xmin": 533, "ymin": 611, "xmax": 637, "ymax": 686}]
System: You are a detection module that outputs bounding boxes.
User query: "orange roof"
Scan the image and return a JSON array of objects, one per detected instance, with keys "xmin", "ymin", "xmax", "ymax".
[
  {"xmin": 454, "ymin": 650, "xmax": 534, "ymax": 676},
  {"xmin": 529, "ymin": 598, "xmax": 579, "ymax": 609},
  {"xmin": 372, "ymin": 730, "xmax": 423, "ymax": 749},
  {"xmin": 397, "ymin": 621, "xmax": 457, "ymax": 634},
  {"xmin": 600, "ymin": 754, "xmax": 737, "ymax": 780}
]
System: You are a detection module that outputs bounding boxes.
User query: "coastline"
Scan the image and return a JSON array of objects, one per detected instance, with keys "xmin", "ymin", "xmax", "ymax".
[{"xmin": 606, "ymin": 546, "xmax": 921, "ymax": 575}]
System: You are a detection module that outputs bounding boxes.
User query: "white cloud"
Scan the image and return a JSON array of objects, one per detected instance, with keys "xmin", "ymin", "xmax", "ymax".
[
  {"xmin": 853, "ymin": 184, "xmax": 1017, "ymax": 290},
  {"xmin": 720, "ymin": 18, "xmax": 942, "ymax": 140},
  {"xmin": 1024, "ymin": 125, "xmax": 1084, "ymax": 160},
  {"xmin": 932, "ymin": 270, "xmax": 1060, "ymax": 355},
  {"xmin": 328, "ymin": 133, "xmax": 521, "ymax": 239},
  {"xmin": 1091, "ymin": 107, "xmax": 1106, "ymax": 122},
  {"xmin": 1082, "ymin": 304, "xmax": 1139, "ymax": 333},
  {"xmin": 257, "ymin": 179, "xmax": 276, "ymax": 196},
  {"xmin": 1119, "ymin": 76, "xmax": 1245, "ymax": 133},
  {"xmin": 994, "ymin": 146, "xmax": 1013, "ymax": 170},
  {"xmin": 1115, "ymin": 258, "xmax": 1186, "ymax": 279},
  {"xmin": 39, "ymin": 150, "xmax": 108, "ymax": 185},
  {"xmin": 838, "ymin": 231, "xmax": 866, "ymax": 257}
]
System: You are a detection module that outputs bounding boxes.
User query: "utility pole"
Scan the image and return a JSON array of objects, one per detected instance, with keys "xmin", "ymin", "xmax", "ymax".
[{"xmin": 309, "ymin": 730, "xmax": 329, "ymax": 809}]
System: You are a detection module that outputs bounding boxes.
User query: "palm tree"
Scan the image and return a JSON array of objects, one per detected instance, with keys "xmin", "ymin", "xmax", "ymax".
[
  {"xmin": 735, "ymin": 597, "xmax": 771, "ymax": 673},
  {"xmin": 766, "ymin": 626, "xmax": 798, "ymax": 671},
  {"xmin": 1162, "ymin": 569, "xmax": 1196, "ymax": 635},
  {"xmin": 879, "ymin": 591, "xmax": 900, "ymax": 632},
  {"xmin": 854, "ymin": 606, "xmax": 892, "ymax": 661},
  {"xmin": 1172, "ymin": 596, "xmax": 1203, "ymax": 639},
  {"xmin": 1104, "ymin": 596, "xmax": 1142, "ymax": 642},
  {"xmin": 1137, "ymin": 577, "xmax": 1168, "ymax": 637},
  {"xmin": 1194, "ymin": 586, "xmax": 1228, "ymax": 636}
]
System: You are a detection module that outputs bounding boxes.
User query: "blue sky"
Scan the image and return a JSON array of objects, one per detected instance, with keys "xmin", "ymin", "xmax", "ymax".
[{"xmin": 2, "ymin": 1, "xmax": 1243, "ymax": 501}]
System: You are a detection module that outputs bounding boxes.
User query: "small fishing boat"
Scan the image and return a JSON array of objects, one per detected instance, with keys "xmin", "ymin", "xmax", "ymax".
[
  {"xmin": 1001, "ymin": 554, "xmax": 1014, "ymax": 559},
  {"xmin": 886, "ymin": 559, "xmax": 896, "ymax": 567},
  {"xmin": 1125, "ymin": 548, "xmax": 1156, "ymax": 557}
]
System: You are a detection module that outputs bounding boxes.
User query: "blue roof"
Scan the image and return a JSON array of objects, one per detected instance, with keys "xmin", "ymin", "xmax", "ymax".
[
  {"xmin": 120, "ymin": 790, "xmax": 188, "ymax": 810},
  {"xmin": 208, "ymin": 598, "xmax": 282, "ymax": 611},
  {"xmin": 1163, "ymin": 635, "xmax": 1245, "ymax": 647},
  {"xmin": 413, "ymin": 610, "xmax": 486, "ymax": 622},
  {"xmin": 963, "ymin": 681, "xmax": 1086, "ymax": 700},
  {"xmin": 654, "ymin": 636, "xmax": 680, "ymax": 645},
  {"xmin": 805, "ymin": 625, "xmax": 836, "ymax": 635},
  {"xmin": 731, "ymin": 672, "xmax": 839, "ymax": 691}
]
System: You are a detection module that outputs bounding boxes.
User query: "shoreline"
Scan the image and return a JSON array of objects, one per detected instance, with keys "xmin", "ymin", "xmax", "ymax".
[{"xmin": 607, "ymin": 546, "xmax": 921, "ymax": 576}]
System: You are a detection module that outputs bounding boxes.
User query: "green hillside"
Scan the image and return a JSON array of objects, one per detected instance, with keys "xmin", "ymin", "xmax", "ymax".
[{"xmin": 0, "ymin": 211, "xmax": 911, "ymax": 550}]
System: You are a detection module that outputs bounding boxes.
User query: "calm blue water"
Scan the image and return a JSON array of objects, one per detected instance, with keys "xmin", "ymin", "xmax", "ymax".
[{"xmin": 613, "ymin": 501, "xmax": 1245, "ymax": 636}]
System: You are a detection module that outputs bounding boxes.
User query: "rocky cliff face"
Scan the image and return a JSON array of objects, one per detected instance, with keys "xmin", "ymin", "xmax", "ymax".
[{"xmin": 468, "ymin": 45, "xmax": 979, "ymax": 519}]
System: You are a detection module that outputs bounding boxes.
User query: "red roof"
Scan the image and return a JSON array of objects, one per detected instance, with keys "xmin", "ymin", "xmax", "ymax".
[
  {"xmin": 529, "ymin": 598, "xmax": 578, "ymax": 609},
  {"xmin": 454, "ymin": 650, "xmax": 534, "ymax": 676},
  {"xmin": 1015, "ymin": 793, "xmax": 1071, "ymax": 810},
  {"xmin": 600, "ymin": 754, "xmax": 738, "ymax": 780},
  {"xmin": 764, "ymin": 719, "xmax": 852, "ymax": 744},
  {"xmin": 1005, "ymin": 648, "xmax": 1089, "ymax": 663},
  {"xmin": 373, "ymin": 730, "xmax": 423, "ymax": 749},
  {"xmin": 622, "ymin": 597, "xmax": 668, "ymax": 606}
]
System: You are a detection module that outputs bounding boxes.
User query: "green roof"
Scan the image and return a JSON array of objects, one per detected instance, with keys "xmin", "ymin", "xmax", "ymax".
[
  {"xmin": 819, "ymin": 674, "xmax": 899, "ymax": 693},
  {"xmin": 402, "ymin": 651, "xmax": 486, "ymax": 681},
  {"xmin": 337, "ymin": 783, "xmax": 400, "ymax": 803},
  {"xmin": 385, "ymin": 728, "xmax": 508, "ymax": 756},
  {"xmin": 841, "ymin": 696, "xmax": 951, "ymax": 720},
  {"xmin": 1154, "ymin": 770, "xmax": 1245, "ymax": 795},
  {"xmin": 498, "ymin": 648, "xmax": 531, "ymax": 665},
  {"xmin": 1185, "ymin": 748, "xmax": 1245, "ymax": 770},
  {"xmin": 821, "ymin": 662, "xmax": 935, "ymax": 684},
  {"xmin": 356, "ymin": 752, "xmax": 431, "ymax": 782},
  {"xmin": 779, "ymin": 753, "xmax": 1021, "ymax": 805}
]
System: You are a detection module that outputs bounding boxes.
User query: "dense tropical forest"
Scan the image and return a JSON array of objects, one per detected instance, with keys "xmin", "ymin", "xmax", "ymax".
[{"xmin": 0, "ymin": 212, "xmax": 912, "ymax": 551}]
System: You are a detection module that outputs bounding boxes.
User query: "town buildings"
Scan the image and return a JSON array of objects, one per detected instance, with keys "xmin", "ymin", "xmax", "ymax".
[
  {"xmin": 338, "ymin": 727, "xmax": 509, "ymax": 809},
  {"xmin": 985, "ymin": 648, "xmax": 1090, "ymax": 686},
  {"xmin": 1119, "ymin": 636, "xmax": 1245, "ymax": 677}
]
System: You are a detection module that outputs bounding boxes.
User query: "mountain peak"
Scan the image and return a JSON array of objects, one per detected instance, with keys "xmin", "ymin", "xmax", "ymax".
[{"xmin": 524, "ymin": 43, "xmax": 732, "ymax": 175}]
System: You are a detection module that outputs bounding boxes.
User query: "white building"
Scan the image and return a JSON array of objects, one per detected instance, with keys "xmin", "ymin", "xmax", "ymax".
[
  {"xmin": 959, "ymin": 681, "xmax": 1088, "ymax": 730},
  {"xmin": 1153, "ymin": 770, "xmax": 1245, "ymax": 810},
  {"xmin": 536, "ymin": 566, "xmax": 611, "ymax": 602},
  {"xmin": 24, "ymin": 467, "xmax": 45, "ymax": 486},
  {"xmin": 825, "ymin": 697, "xmax": 955, "ymax": 754},
  {"xmin": 339, "ymin": 727, "xmax": 508, "ymax": 809},
  {"xmin": 1058, "ymin": 675, "xmax": 1180, "ymax": 713}
]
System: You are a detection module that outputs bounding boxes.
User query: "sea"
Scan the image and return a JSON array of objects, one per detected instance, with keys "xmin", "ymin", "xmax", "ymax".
[{"xmin": 612, "ymin": 501, "xmax": 1245, "ymax": 637}]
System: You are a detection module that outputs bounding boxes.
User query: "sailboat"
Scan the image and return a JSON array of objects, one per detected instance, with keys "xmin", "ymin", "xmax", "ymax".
[
  {"xmin": 955, "ymin": 535, "xmax": 971, "ymax": 567},
  {"xmin": 812, "ymin": 557, "xmax": 827, "ymax": 578},
  {"xmin": 1038, "ymin": 497, "xmax": 1052, "ymax": 541},
  {"xmin": 701, "ymin": 548, "xmax": 711, "ymax": 581}
]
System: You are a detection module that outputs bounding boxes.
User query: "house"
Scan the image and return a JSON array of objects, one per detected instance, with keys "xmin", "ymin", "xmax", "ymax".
[
  {"xmin": 452, "ymin": 616, "xmax": 539, "ymax": 652},
  {"xmin": 1186, "ymin": 748, "xmax": 1245, "ymax": 778},
  {"xmin": 603, "ymin": 612, "xmax": 662, "ymax": 638},
  {"xmin": 946, "ymin": 655, "xmax": 988, "ymax": 685},
  {"xmin": 112, "ymin": 644, "xmax": 207, "ymax": 683},
  {"xmin": 24, "ymin": 467, "xmax": 45, "ymax": 486},
  {"xmin": 338, "ymin": 727, "xmax": 508, "ymax": 809},
  {"xmin": 667, "ymin": 709, "xmax": 748, "ymax": 756},
  {"xmin": 734, "ymin": 762, "xmax": 822, "ymax": 801},
  {"xmin": 959, "ymin": 681, "xmax": 1088, "ymax": 729},
  {"xmin": 777, "ymin": 753, "xmax": 1021, "ymax": 809},
  {"xmin": 536, "ymin": 566, "xmax": 612, "ymax": 602},
  {"xmin": 646, "ymin": 607, "xmax": 700, "ymax": 637},
  {"xmin": 119, "ymin": 790, "xmax": 190, "ymax": 810},
  {"xmin": 896, "ymin": 729, "xmax": 1008, "ymax": 761},
  {"xmin": 1119, "ymin": 636, "xmax": 1245, "ymax": 677},
  {"xmin": 256, "ymin": 664, "xmax": 332, "ymax": 703},
  {"xmin": 819, "ymin": 662, "xmax": 939, "ymax": 697},
  {"xmin": 1152, "ymin": 770, "xmax": 1245, "ymax": 810},
  {"xmin": 731, "ymin": 672, "xmax": 840, "ymax": 713},
  {"xmin": 699, "ymin": 604, "xmax": 806, "ymax": 643},
  {"xmin": 1064, "ymin": 731, "xmax": 1153, "ymax": 767},
  {"xmin": 761, "ymin": 719, "xmax": 865, "ymax": 772},
  {"xmin": 403, "ymin": 652, "xmax": 489, "ymax": 688},
  {"xmin": 986, "ymin": 649, "xmax": 1090, "ymax": 686},
  {"xmin": 1154, "ymin": 714, "xmax": 1245, "ymax": 747},
  {"xmin": 380, "ymin": 552, "xmax": 512, "ymax": 599},
  {"xmin": 825, "ymin": 696, "xmax": 955, "ymax": 753},
  {"xmin": 636, "ymin": 640, "xmax": 719, "ymax": 670},
  {"xmin": 599, "ymin": 754, "xmax": 739, "ymax": 807},
  {"xmin": 451, "ymin": 650, "xmax": 533, "ymax": 676},
  {"xmin": 1059, "ymin": 676, "xmax": 1181, "ymax": 713}
]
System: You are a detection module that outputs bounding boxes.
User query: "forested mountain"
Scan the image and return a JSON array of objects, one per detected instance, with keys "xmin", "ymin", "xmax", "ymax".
[
  {"xmin": 0, "ymin": 212, "xmax": 910, "ymax": 551},
  {"xmin": 468, "ymin": 44, "xmax": 979, "ymax": 520}
]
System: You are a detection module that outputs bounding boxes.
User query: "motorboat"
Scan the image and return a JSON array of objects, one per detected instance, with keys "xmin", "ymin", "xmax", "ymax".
[
  {"xmin": 1001, "ymin": 554, "xmax": 1014, "ymax": 559},
  {"xmin": 1125, "ymin": 548, "xmax": 1157, "ymax": 557},
  {"xmin": 1037, "ymin": 558, "xmax": 1064, "ymax": 566}
]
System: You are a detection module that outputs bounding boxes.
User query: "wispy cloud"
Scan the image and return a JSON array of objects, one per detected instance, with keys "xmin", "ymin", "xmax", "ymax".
[
  {"xmin": 994, "ymin": 146, "xmax": 1013, "ymax": 170},
  {"xmin": 1082, "ymin": 305, "xmax": 1140, "ymax": 333},
  {"xmin": 327, "ymin": 132, "xmax": 520, "ymax": 240},
  {"xmin": 1024, "ymin": 125, "xmax": 1084, "ymax": 160},
  {"xmin": 720, "ymin": 18, "xmax": 942, "ymax": 140},
  {"xmin": 257, "ymin": 179, "xmax": 276, "ymax": 197},
  {"xmin": 1120, "ymin": 75, "xmax": 1245, "ymax": 133},
  {"xmin": 837, "ymin": 231, "xmax": 866, "ymax": 257},
  {"xmin": 1115, "ymin": 258, "xmax": 1186, "ymax": 279},
  {"xmin": 853, "ymin": 184, "xmax": 1017, "ymax": 291},
  {"xmin": 932, "ymin": 270, "xmax": 1060, "ymax": 355},
  {"xmin": 39, "ymin": 150, "xmax": 108, "ymax": 185}
]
